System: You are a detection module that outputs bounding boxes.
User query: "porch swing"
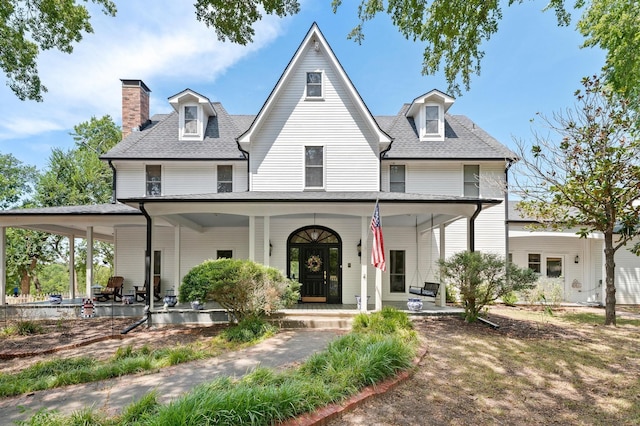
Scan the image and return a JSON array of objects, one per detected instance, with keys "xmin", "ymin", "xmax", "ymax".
[{"xmin": 409, "ymin": 214, "xmax": 441, "ymax": 300}]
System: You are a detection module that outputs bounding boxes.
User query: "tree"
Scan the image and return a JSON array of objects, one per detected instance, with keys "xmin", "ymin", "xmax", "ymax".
[
  {"xmin": 439, "ymin": 251, "xmax": 536, "ymax": 322},
  {"xmin": 0, "ymin": 153, "xmax": 37, "ymax": 210},
  {"xmin": 514, "ymin": 76, "xmax": 640, "ymax": 326},
  {"xmin": 1, "ymin": 0, "xmax": 116, "ymax": 101}
]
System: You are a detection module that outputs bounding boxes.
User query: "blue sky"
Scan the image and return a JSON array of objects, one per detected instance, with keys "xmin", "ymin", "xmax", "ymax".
[{"xmin": 0, "ymin": 1, "xmax": 604, "ymax": 171}]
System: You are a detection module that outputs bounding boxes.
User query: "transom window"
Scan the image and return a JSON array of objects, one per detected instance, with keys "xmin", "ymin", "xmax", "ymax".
[
  {"xmin": 217, "ymin": 165, "xmax": 232, "ymax": 193},
  {"xmin": 425, "ymin": 105, "xmax": 439, "ymax": 134},
  {"xmin": 184, "ymin": 106, "xmax": 198, "ymax": 134},
  {"xmin": 390, "ymin": 165, "xmax": 405, "ymax": 193},
  {"xmin": 146, "ymin": 165, "xmax": 161, "ymax": 196},
  {"xmin": 463, "ymin": 164, "xmax": 479, "ymax": 197},
  {"xmin": 305, "ymin": 146, "xmax": 323, "ymax": 188},
  {"xmin": 306, "ymin": 72, "xmax": 322, "ymax": 97},
  {"xmin": 390, "ymin": 250, "xmax": 406, "ymax": 293}
]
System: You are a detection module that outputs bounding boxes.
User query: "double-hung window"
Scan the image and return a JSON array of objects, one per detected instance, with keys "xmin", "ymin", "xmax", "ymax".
[
  {"xmin": 390, "ymin": 165, "xmax": 405, "ymax": 193},
  {"xmin": 217, "ymin": 165, "xmax": 232, "ymax": 193},
  {"xmin": 528, "ymin": 253, "xmax": 541, "ymax": 274},
  {"xmin": 463, "ymin": 165, "xmax": 479, "ymax": 197},
  {"xmin": 184, "ymin": 106, "xmax": 198, "ymax": 135},
  {"xmin": 425, "ymin": 105, "xmax": 439, "ymax": 134},
  {"xmin": 146, "ymin": 165, "xmax": 161, "ymax": 196},
  {"xmin": 306, "ymin": 72, "xmax": 322, "ymax": 97},
  {"xmin": 389, "ymin": 250, "xmax": 406, "ymax": 293},
  {"xmin": 305, "ymin": 146, "xmax": 323, "ymax": 188}
]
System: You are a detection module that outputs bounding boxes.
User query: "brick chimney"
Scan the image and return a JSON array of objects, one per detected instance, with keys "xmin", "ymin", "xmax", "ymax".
[{"xmin": 121, "ymin": 79, "xmax": 151, "ymax": 139}]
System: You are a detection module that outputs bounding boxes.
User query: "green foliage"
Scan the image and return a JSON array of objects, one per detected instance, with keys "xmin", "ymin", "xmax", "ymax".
[
  {"xmin": 222, "ymin": 316, "xmax": 278, "ymax": 343},
  {"xmin": 523, "ymin": 277, "xmax": 564, "ymax": 308},
  {"xmin": 439, "ymin": 251, "xmax": 537, "ymax": 322},
  {"xmin": 180, "ymin": 258, "xmax": 300, "ymax": 321},
  {"xmin": 1, "ymin": 320, "xmax": 43, "ymax": 336},
  {"xmin": 352, "ymin": 306, "xmax": 415, "ymax": 340},
  {"xmin": 1, "ymin": 1, "xmax": 117, "ymax": 101},
  {"xmin": 501, "ymin": 291, "xmax": 518, "ymax": 306},
  {"xmin": 0, "ymin": 153, "xmax": 37, "ymax": 210}
]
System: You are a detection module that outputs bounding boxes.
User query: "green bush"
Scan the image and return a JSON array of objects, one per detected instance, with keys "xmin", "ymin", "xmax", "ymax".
[
  {"xmin": 222, "ymin": 316, "xmax": 278, "ymax": 343},
  {"xmin": 502, "ymin": 291, "xmax": 518, "ymax": 306},
  {"xmin": 180, "ymin": 258, "xmax": 300, "ymax": 321},
  {"xmin": 439, "ymin": 251, "xmax": 537, "ymax": 322}
]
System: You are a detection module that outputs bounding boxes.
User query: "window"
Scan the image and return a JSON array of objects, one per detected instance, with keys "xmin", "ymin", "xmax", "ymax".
[
  {"xmin": 528, "ymin": 253, "xmax": 541, "ymax": 274},
  {"xmin": 390, "ymin": 250, "xmax": 405, "ymax": 293},
  {"xmin": 463, "ymin": 164, "xmax": 479, "ymax": 197},
  {"xmin": 184, "ymin": 106, "xmax": 198, "ymax": 134},
  {"xmin": 217, "ymin": 250, "xmax": 233, "ymax": 259},
  {"xmin": 146, "ymin": 165, "xmax": 161, "ymax": 196},
  {"xmin": 389, "ymin": 165, "xmax": 405, "ymax": 193},
  {"xmin": 306, "ymin": 72, "xmax": 322, "ymax": 97},
  {"xmin": 217, "ymin": 165, "xmax": 232, "ymax": 193},
  {"xmin": 153, "ymin": 250, "xmax": 161, "ymax": 290},
  {"xmin": 425, "ymin": 105, "xmax": 439, "ymax": 134},
  {"xmin": 305, "ymin": 146, "xmax": 323, "ymax": 188},
  {"xmin": 546, "ymin": 257, "xmax": 562, "ymax": 278}
]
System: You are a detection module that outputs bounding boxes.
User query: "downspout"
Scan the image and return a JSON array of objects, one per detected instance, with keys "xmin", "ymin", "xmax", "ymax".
[
  {"xmin": 139, "ymin": 202, "xmax": 152, "ymax": 327},
  {"xmin": 504, "ymin": 160, "xmax": 514, "ymax": 262},
  {"xmin": 469, "ymin": 202, "xmax": 482, "ymax": 252},
  {"xmin": 108, "ymin": 161, "xmax": 117, "ymax": 204},
  {"xmin": 378, "ymin": 143, "xmax": 393, "ymax": 190},
  {"xmin": 236, "ymin": 140, "xmax": 250, "ymax": 191}
]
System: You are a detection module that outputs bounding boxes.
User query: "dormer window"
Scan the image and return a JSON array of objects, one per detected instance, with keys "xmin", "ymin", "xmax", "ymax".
[
  {"xmin": 306, "ymin": 72, "xmax": 322, "ymax": 98},
  {"xmin": 425, "ymin": 106, "xmax": 439, "ymax": 134},
  {"xmin": 184, "ymin": 106, "xmax": 198, "ymax": 134}
]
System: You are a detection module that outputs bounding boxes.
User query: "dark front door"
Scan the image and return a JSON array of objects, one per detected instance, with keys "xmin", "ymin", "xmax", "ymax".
[{"xmin": 300, "ymin": 246, "xmax": 328, "ymax": 302}]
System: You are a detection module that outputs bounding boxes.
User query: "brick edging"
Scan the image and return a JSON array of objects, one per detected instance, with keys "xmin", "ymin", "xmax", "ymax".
[{"xmin": 279, "ymin": 338, "xmax": 430, "ymax": 426}]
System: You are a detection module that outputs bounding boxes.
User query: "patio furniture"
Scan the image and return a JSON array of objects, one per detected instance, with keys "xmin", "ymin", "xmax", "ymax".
[
  {"xmin": 95, "ymin": 276, "xmax": 124, "ymax": 302},
  {"xmin": 135, "ymin": 276, "xmax": 162, "ymax": 302},
  {"xmin": 409, "ymin": 282, "xmax": 440, "ymax": 299}
]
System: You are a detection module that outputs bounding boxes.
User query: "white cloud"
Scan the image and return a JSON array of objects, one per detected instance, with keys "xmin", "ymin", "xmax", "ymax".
[{"xmin": 0, "ymin": 1, "xmax": 287, "ymax": 144}]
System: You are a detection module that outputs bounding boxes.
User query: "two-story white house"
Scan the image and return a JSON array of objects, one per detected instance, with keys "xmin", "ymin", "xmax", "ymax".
[{"xmin": 0, "ymin": 23, "xmax": 532, "ymax": 309}]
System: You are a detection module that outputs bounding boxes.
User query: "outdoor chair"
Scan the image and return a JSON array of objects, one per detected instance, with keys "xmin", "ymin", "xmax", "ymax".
[
  {"xmin": 134, "ymin": 276, "xmax": 161, "ymax": 302},
  {"xmin": 95, "ymin": 276, "xmax": 124, "ymax": 302},
  {"xmin": 409, "ymin": 281, "xmax": 440, "ymax": 299}
]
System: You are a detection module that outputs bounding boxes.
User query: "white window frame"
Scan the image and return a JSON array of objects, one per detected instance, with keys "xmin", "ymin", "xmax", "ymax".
[
  {"xmin": 463, "ymin": 164, "xmax": 480, "ymax": 197},
  {"xmin": 180, "ymin": 103, "xmax": 202, "ymax": 140},
  {"xmin": 145, "ymin": 164, "xmax": 162, "ymax": 196},
  {"xmin": 217, "ymin": 164, "xmax": 233, "ymax": 193},
  {"xmin": 304, "ymin": 145, "xmax": 325, "ymax": 190},
  {"xmin": 389, "ymin": 164, "xmax": 406, "ymax": 193},
  {"xmin": 528, "ymin": 253, "xmax": 541, "ymax": 274},
  {"xmin": 306, "ymin": 71, "xmax": 324, "ymax": 99},
  {"xmin": 389, "ymin": 249, "xmax": 406, "ymax": 293},
  {"xmin": 420, "ymin": 102, "xmax": 444, "ymax": 141}
]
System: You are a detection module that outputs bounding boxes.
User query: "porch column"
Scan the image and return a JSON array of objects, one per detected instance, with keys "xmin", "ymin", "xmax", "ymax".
[
  {"xmin": 1, "ymin": 226, "xmax": 5, "ymax": 306},
  {"xmin": 360, "ymin": 216, "xmax": 368, "ymax": 312},
  {"xmin": 69, "ymin": 236, "xmax": 75, "ymax": 300},
  {"xmin": 263, "ymin": 216, "xmax": 270, "ymax": 266},
  {"xmin": 249, "ymin": 216, "xmax": 256, "ymax": 261},
  {"xmin": 174, "ymin": 225, "xmax": 181, "ymax": 297},
  {"xmin": 437, "ymin": 224, "xmax": 446, "ymax": 307},
  {"xmin": 86, "ymin": 226, "xmax": 93, "ymax": 297}
]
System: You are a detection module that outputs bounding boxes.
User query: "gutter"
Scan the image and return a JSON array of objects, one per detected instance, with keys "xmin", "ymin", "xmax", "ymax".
[
  {"xmin": 139, "ymin": 202, "xmax": 153, "ymax": 327},
  {"xmin": 108, "ymin": 161, "xmax": 117, "ymax": 204},
  {"xmin": 504, "ymin": 160, "xmax": 514, "ymax": 261}
]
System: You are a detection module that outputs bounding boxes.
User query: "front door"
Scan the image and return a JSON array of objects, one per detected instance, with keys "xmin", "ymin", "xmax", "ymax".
[{"xmin": 300, "ymin": 246, "xmax": 328, "ymax": 302}]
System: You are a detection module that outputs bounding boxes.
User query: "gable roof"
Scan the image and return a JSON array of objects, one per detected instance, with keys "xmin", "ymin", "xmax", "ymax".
[
  {"xmin": 101, "ymin": 103, "xmax": 246, "ymax": 161},
  {"xmin": 237, "ymin": 22, "xmax": 392, "ymax": 147},
  {"xmin": 376, "ymin": 104, "xmax": 517, "ymax": 160}
]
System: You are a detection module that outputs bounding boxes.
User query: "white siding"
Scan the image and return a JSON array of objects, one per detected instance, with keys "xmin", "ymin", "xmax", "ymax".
[
  {"xmin": 250, "ymin": 46, "xmax": 379, "ymax": 192},
  {"xmin": 613, "ymin": 239, "xmax": 640, "ymax": 305},
  {"xmin": 114, "ymin": 161, "xmax": 248, "ymax": 198}
]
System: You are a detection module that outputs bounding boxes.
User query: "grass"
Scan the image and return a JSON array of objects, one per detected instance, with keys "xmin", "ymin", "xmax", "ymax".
[
  {"xmin": 560, "ymin": 311, "xmax": 640, "ymax": 327},
  {"xmin": 1, "ymin": 320, "xmax": 44, "ymax": 336},
  {"xmin": 0, "ymin": 319, "xmax": 277, "ymax": 399},
  {"xmin": 16, "ymin": 307, "xmax": 418, "ymax": 426}
]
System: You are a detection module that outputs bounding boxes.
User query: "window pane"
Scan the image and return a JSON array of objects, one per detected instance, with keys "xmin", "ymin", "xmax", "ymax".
[
  {"xmin": 390, "ymin": 250, "xmax": 405, "ymax": 293},
  {"xmin": 289, "ymin": 247, "xmax": 300, "ymax": 281},
  {"xmin": 184, "ymin": 106, "xmax": 197, "ymax": 134},
  {"xmin": 425, "ymin": 106, "xmax": 439, "ymax": 134},
  {"xmin": 390, "ymin": 165, "xmax": 405, "ymax": 193},
  {"xmin": 305, "ymin": 146, "xmax": 323, "ymax": 187},
  {"xmin": 307, "ymin": 72, "xmax": 321, "ymax": 84},
  {"xmin": 390, "ymin": 182, "xmax": 405, "ymax": 192},
  {"xmin": 217, "ymin": 182, "xmax": 232, "ymax": 192},
  {"xmin": 217, "ymin": 250, "xmax": 233, "ymax": 259},
  {"xmin": 146, "ymin": 165, "xmax": 161, "ymax": 196},
  {"xmin": 305, "ymin": 168, "xmax": 323, "ymax": 187},
  {"xmin": 528, "ymin": 253, "xmax": 541, "ymax": 274},
  {"xmin": 305, "ymin": 147, "xmax": 323, "ymax": 165},
  {"xmin": 218, "ymin": 165, "xmax": 232, "ymax": 181},
  {"xmin": 306, "ymin": 72, "xmax": 322, "ymax": 97},
  {"xmin": 463, "ymin": 165, "xmax": 479, "ymax": 197},
  {"xmin": 426, "ymin": 106, "xmax": 439, "ymax": 120},
  {"xmin": 153, "ymin": 250, "xmax": 161, "ymax": 275},
  {"xmin": 546, "ymin": 257, "xmax": 562, "ymax": 278}
]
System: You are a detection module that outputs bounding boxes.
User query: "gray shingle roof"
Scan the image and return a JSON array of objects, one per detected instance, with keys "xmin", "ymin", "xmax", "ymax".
[
  {"xmin": 103, "ymin": 99, "xmax": 514, "ymax": 162},
  {"xmin": 102, "ymin": 103, "xmax": 247, "ymax": 160},
  {"xmin": 0, "ymin": 203, "xmax": 142, "ymax": 216}
]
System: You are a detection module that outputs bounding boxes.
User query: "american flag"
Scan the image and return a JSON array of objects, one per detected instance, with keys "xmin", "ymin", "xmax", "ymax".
[{"xmin": 370, "ymin": 201, "xmax": 386, "ymax": 271}]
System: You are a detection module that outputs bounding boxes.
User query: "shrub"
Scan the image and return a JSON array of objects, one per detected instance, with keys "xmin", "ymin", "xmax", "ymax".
[
  {"xmin": 523, "ymin": 276, "xmax": 564, "ymax": 307},
  {"xmin": 179, "ymin": 258, "xmax": 300, "ymax": 321},
  {"xmin": 502, "ymin": 291, "xmax": 518, "ymax": 306},
  {"xmin": 222, "ymin": 316, "xmax": 278, "ymax": 343},
  {"xmin": 439, "ymin": 251, "xmax": 537, "ymax": 322}
]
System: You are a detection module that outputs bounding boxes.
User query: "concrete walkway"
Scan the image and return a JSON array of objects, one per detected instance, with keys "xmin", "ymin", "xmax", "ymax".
[{"xmin": 0, "ymin": 329, "xmax": 342, "ymax": 424}]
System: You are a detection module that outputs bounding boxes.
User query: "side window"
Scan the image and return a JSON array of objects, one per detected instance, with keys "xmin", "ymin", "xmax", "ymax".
[
  {"xmin": 389, "ymin": 250, "xmax": 406, "ymax": 293},
  {"xmin": 546, "ymin": 257, "xmax": 562, "ymax": 278},
  {"xmin": 389, "ymin": 165, "xmax": 405, "ymax": 193},
  {"xmin": 425, "ymin": 105, "xmax": 439, "ymax": 134},
  {"xmin": 463, "ymin": 164, "xmax": 479, "ymax": 197},
  {"xmin": 217, "ymin": 250, "xmax": 233, "ymax": 259},
  {"xmin": 305, "ymin": 146, "xmax": 323, "ymax": 188},
  {"xmin": 184, "ymin": 106, "xmax": 198, "ymax": 134},
  {"xmin": 528, "ymin": 253, "xmax": 541, "ymax": 274},
  {"xmin": 217, "ymin": 165, "xmax": 233, "ymax": 193},
  {"xmin": 306, "ymin": 72, "xmax": 322, "ymax": 97},
  {"xmin": 146, "ymin": 165, "xmax": 161, "ymax": 196}
]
